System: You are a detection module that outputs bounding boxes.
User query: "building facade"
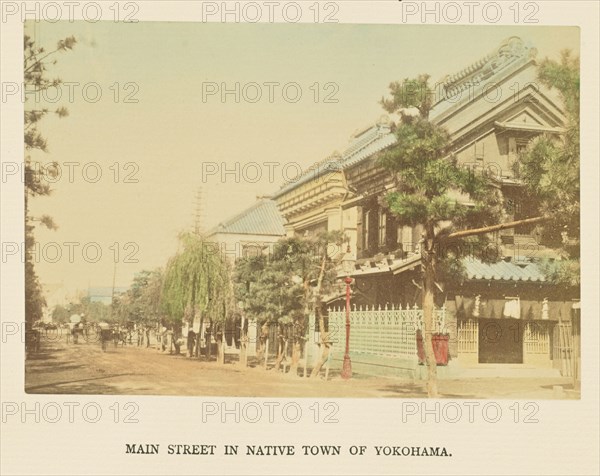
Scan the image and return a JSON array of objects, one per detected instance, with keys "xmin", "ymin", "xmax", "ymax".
[
  {"xmin": 272, "ymin": 37, "xmax": 579, "ymax": 377},
  {"xmin": 205, "ymin": 196, "xmax": 287, "ymax": 263}
]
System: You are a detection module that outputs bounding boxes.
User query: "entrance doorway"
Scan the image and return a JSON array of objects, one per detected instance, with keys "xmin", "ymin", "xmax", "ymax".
[{"xmin": 478, "ymin": 318, "xmax": 523, "ymax": 364}]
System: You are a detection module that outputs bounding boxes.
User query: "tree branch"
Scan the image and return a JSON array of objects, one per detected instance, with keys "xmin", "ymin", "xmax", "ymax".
[
  {"xmin": 446, "ymin": 216, "xmax": 546, "ymax": 240},
  {"xmin": 24, "ymin": 48, "xmax": 63, "ymax": 73}
]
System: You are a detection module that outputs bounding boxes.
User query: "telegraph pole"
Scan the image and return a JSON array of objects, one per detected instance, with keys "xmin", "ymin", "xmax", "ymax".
[
  {"xmin": 193, "ymin": 186, "xmax": 205, "ymax": 235},
  {"xmin": 109, "ymin": 260, "xmax": 117, "ymax": 321}
]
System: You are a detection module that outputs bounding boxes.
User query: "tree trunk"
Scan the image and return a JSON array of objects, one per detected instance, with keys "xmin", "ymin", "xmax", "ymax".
[
  {"xmin": 446, "ymin": 216, "xmax": 545, "ymax": 240},
  {"xmin": 239, "ymin": 333, "xmax": 248, "ymax": 367},
  {"xmin": 310, "ymin": 339, "xmax": 330, "ymax": 377},
  {"xmin": 310, "ymin": 254, "xmax": 330, "ymax": 378},
  {"xmin": 273, "ymin": 326, "xmax": 285, "ymax": 372},
  {"xmin": 255, "ymin": 322, "xmax": 269, "ymax": 366},
  {"xmin": 288, "ymin": 339, "xmax": 302, "ymax": 377},
  {"xmin": 238, "ymin": 316, "xmax": 248, "ymax": 367},
  {"xmin": 196, "ymin": 313, "xmax": 204, "ymax": 359},
  {"xmin": 421, "ymin": 228, "xmax": 439, "ymax": 398},
  {"xmin": 310, "ymin": 307, "xmax": 330, "ymax": 377},
  {"xmin": 172, "ymin": 328, "xmax": 181, "ymax": 355},
  {"xmin": 186, "ymin": 318, "xmax": 194, "ymax": 357},
  {"xmin": 215, "ymin": 323, "xmax": 225, "ymax": 365},
  {"xmin": 205, "ymin": 330, "xmax": 212, "ymax": 360},
  {"xmin": 217, "ymin": 339, "xmax": 225, "ymax": 365}
]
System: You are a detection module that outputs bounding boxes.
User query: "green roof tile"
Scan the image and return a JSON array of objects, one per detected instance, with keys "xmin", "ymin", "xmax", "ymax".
[
  {"xmin": 208, "ymin": 199, "xmax": 286, "ymax": 237},
  {"xmin": 464, "ymin": 258, "xmax": 547, "ymax": 282}
]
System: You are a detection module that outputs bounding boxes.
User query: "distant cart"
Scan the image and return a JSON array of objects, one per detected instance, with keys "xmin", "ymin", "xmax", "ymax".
[{"xmin": 98, "ymin": 322, "xmax": 112, "ymax": 351}]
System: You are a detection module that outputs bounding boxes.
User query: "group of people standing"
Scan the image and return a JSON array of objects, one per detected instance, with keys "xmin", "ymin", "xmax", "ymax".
[{"xmin": 98, "ymin": 324, "xmax": 152, "ymax": 351}]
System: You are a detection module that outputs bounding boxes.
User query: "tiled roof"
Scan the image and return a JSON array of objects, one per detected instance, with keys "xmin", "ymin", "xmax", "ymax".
[
  {"xmin": 272, "ymin": 37, "xmax": 539, "ymax": 198},
  {"xmin": 342, "ymin": 255, "xmax": 548, "ymax": 283},
  {"xmin": 207, "ymin": 199, "xmax": 286, "ymax": 237},
  {"xmin": 431, "ymin": 36, "xmax": 536, "ymax": 118},
  {"xmin": 273, "ymin": 122, "xmax": 396, "ymax": 198},
  {"xmin": 338, "ymin": 253, "xmax": 421, "ymax": 278},
  {"xmin": 464, "ymin": 258, "xmax": 547, "ymax": 282},
  {"xmin": 341, "ymin": 129, "xmax": 397, "ymax": 170}
]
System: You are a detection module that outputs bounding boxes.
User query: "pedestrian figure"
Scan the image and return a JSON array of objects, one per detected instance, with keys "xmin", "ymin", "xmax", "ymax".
[
  {"xmin": 99, "ymin": 323, "xmax": 111, "ymax": 352},
  {"xmin": 187, "ymin": 328, "xmax": 196, "ymax": 357},
  {"xmin": 205, "ymin": 320, "xmax": 212, "ymax": 359},
  {"xmin": 146, "ymin": 327, "xmax": 151, "ymax": 348}
]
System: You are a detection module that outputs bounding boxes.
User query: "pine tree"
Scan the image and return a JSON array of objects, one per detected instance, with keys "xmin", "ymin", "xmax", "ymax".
[
  {"xmin": 24, "ymin": 34, "xmax": 76, "ymax": 327},
  {"xmin": 518, "ymin": 50, "xmax": 580, "ymax": 287},
  {"xmin": 379, "ymin": 73, "xmax": 557, "ymax": 396},
  {"xmin": 234, "ymin": 232, "xmax": 344, "ymax": 376}
]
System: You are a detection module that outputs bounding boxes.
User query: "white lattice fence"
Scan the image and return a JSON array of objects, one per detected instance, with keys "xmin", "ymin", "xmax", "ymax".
[
  {"xmin": 524, "ymin": 322, "xmax": 550, "ymax": 354},
  {"xmin": 327, "ymin": 304, "xmax": 446, "ymax": 360},
  {"xmin": 458, "ymin": 320, "xmax": 478, "ymax": 354}
]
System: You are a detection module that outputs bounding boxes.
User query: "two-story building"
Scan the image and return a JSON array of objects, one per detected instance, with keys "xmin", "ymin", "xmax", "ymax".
[
  {"xmin": 272, "ymin": 37, "xmax": 579, "ymax": 378},
  {"xmin": 205, "ymin": 196, "xmax": 286, "ymax": 263}
]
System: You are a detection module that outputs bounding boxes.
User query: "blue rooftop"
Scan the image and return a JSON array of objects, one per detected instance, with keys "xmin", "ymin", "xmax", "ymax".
[
  {"xmin": 464, "ymin": 258, "xmax": 547, "ymax": 282},
  {"xmin": 207, "ymin": 198, "xmax": 286, "ymax": 237},
  {"xmin": 273, "ymin": 120, "xmax": 396, "ymax": 198},
  {"xmin": 272, "ymin": 37, "xmax": 538, "ymax": 199}
]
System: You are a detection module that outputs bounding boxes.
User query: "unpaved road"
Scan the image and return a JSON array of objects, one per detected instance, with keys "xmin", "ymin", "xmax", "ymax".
[{"xmin": 25, "ymin": 337, "xmax": 578, "ymax": 399}]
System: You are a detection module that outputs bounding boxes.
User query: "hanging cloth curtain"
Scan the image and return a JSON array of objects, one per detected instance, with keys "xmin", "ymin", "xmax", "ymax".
[{"xmin": 503, "ymin": 298, "xmax": 521, "ymax": 319}]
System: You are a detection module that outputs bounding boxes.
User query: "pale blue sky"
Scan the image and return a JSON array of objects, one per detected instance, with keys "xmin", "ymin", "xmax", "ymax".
[{"xmin": 24, "ymin": 22, "xmax": 579, "ymax": 299}]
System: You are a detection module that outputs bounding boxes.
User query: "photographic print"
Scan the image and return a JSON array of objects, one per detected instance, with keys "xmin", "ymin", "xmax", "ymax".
[
  {"xmin": 21, "ymin": 21, "xmax": 581, "ymax": 399},
  {"xmin": 2, "ymin": 2, "xmax": 598, "ymax": 476}
]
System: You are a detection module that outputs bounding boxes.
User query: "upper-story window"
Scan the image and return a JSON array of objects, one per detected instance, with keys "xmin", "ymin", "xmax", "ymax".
[
  {"xmin": 516, "ymin": 142, "xmax": 528, "ymax": 155},
  {"xmin": 378, "ymin": 211, "xmax": 387, "ymax": 246},
  {"xmin": 363, "ymin": 210, "xmax": 370, "ymax": 251}
]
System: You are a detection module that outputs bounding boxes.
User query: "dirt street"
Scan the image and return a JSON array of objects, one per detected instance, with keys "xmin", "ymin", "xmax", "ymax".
[{"xmin": 25, "ymin": 337, "xmax": 578, "ymax": 399}]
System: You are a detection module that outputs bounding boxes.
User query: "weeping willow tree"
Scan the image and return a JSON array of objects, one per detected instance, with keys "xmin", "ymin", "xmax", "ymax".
[{"xmin": 161, "ymin": 232, "xmax": 233, "ymax": 361}]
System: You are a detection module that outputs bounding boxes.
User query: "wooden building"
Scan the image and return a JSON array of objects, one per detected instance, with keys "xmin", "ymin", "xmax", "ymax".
[{"xmin": 272, "ymin": 37, "xmax": 579, "ymax": 377}]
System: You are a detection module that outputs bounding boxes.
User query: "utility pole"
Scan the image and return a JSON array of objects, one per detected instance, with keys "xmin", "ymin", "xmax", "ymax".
[
  {"xmin": 109, "ymin": 260, "xmax": 117, "ymax": 321},
  {"xmin": 193, "ymin": 186, "xmax": 204, "ymax": 235}
]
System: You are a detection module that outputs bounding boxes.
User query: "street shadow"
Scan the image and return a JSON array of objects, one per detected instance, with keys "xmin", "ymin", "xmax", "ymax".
[
  {"xmin": 437, "ymin": 392, "xmax": 479, "ymax": 399},
  {"xmin": 377, "ymin": 383, "xmax": 478, "ymax": 399},
  {"xmin": 26, "ymin": 350, "xmax": 59, "ymax": 361},
  {"xmin": 27, "ymin": 380, "xmax": 153, "ymax": 395},
  {"xmin": 25, "ymin": 373, "xmax": 137, "ymax": 394},
  {"xmin": 34, "ymin": 363, "xmax": 86, "ymax": 374},
  {"xmin": 377, "ymin": 383, "xmax": 427, "ymax": 397}
]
